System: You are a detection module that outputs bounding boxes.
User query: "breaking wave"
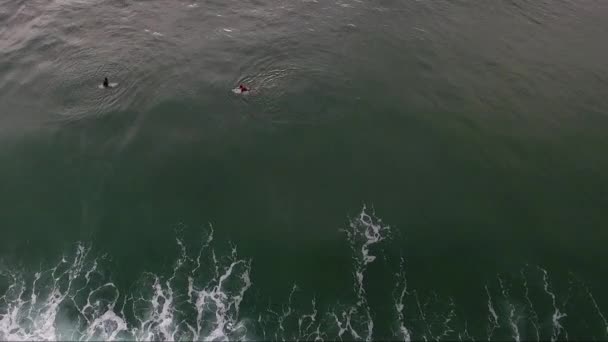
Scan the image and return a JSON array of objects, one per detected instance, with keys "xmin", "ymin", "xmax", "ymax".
[{"xmin": 0, "ymin": 206, "xmax": 606, "ymax": 341}]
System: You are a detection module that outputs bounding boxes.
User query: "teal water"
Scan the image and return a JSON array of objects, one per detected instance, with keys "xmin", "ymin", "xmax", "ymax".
[{"xmin": 1, "ymin": 0, "xmax": 608, "ymax": 340}]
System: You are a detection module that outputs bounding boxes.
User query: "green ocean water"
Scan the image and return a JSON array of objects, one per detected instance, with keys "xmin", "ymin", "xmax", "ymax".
[{"xmin": 1, "ymin": 0, "xmax": 608, "ymax": 340}]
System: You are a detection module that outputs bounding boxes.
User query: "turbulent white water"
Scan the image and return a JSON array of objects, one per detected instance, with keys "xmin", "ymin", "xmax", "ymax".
[{"xmin": 0, "ymin": 207, "xmax": 606, "ymax": 341}]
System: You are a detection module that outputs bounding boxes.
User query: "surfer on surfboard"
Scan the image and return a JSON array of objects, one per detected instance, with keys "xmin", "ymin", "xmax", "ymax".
[
  {"xmin": 100, "ymin": 77, "xmax": 119, "ymax": 89},
  {"xmin": 232, "ymin": 83, "xmax": 250, "ymax": 94}
]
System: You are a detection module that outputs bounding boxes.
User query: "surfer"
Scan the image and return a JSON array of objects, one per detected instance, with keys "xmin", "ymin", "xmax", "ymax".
[
  {"xmin": 239, "ymin": 84, "xmax": 249, "ymax": 93},
  {"xmin": 103, "ymin": 77, "xmax": 109, "ymax": 88}
]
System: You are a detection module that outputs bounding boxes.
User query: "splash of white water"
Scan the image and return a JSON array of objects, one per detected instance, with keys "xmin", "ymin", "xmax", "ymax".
[
  {"xmin": 0, "ymin": 228, "xmax": 252, "ymax": 341},
  {"xmin": 1, "ymin": 208, "xmax": 606, "ymax": 341}
]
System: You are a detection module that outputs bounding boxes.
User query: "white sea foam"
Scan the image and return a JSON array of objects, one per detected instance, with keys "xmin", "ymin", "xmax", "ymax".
[
  {"xmin": 334, "ymin": 205, "xmax": 391, "ymax": 341},
  {"xmin": 0, "ymin": 208, "xmax": 606, "ymax": 341},
  {"xmin": 0, "ymin": 230, "xmax": 253, "ymax": 341}
]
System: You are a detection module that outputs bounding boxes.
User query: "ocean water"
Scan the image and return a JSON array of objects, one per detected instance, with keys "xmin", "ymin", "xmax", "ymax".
[{"xmin": 1, "ymin": 0, "xmax": 608, "ymax": 340}]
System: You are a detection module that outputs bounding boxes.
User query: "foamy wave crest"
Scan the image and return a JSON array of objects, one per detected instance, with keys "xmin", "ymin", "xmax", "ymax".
[
  {"xmin": 0, "ymin": 227, "xmax": 253, "ymax": 341},
  {"xmin": 1, "ymin": 206, "xmax": 607, "ymax": 341},
  {"xmin": 334, "ymin": 205, "xmax": 390, "ymax": 341}
]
